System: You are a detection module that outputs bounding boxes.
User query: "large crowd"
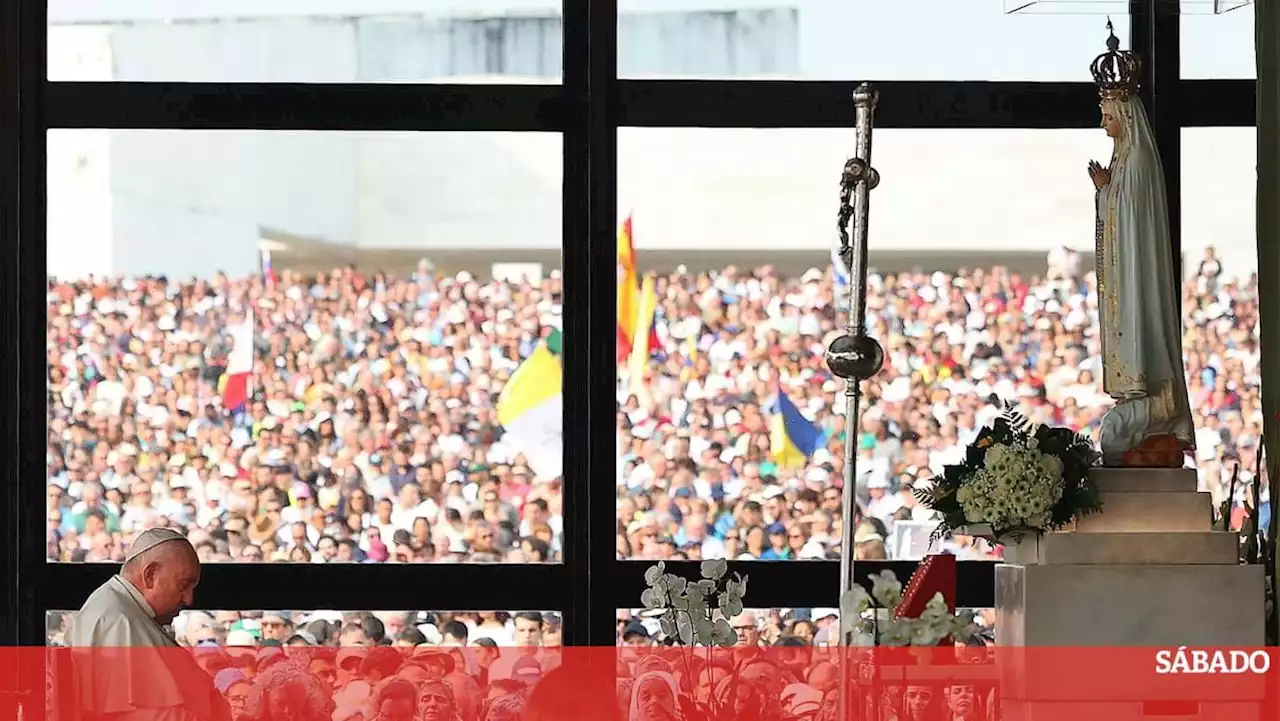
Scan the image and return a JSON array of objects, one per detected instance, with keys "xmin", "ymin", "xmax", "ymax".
[
  {"xmin": 47, "ymin": 263, "xmax": 563, "ymax": 564},
  {"xmin": 46, "ymin": 245, "xmax": 1263, "ymax": 568},
  {"xmin": 46, "ymin": 608, "xmax": 993, "ymax": 721},
  {"xmin": 618, "ymin": 244, "xmax": 1264, "ymax": 562}
]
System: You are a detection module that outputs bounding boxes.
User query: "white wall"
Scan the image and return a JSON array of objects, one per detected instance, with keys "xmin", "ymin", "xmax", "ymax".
[
  {"xmin": 618, "ymin": 127, "xmax": 1110, "ymax": 253},
  {"xmin": 47, "ymin": 126, "xmax": 1258, "ymax": 279},
  {"xmin": 46, "ymin": 130, "xmax": 563, "ymax": 278},
  {"xmin": 48, "ymin": 2, "xmax": 1131, "ymax": 83},
  {"xmin": 48, "ymin": 131, "xmax": 114, "ymax": 280},
  {"xmin": 356, "ymin": 133, "xmax": 561, "ymax": 250},
  {"xmin": 1182, "ymin": 127, "xmax": 1257, "ymax": 277},
  {"xmin": 43, "ymin": 7, "xmax": 1259, "ymax": 279}
]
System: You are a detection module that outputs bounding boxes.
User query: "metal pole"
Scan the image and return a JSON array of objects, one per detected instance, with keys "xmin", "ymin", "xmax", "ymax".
[
  {"xmin": 839, "ymin": 84, "xmax": 876, "ymax": 618},
  {"xmin": 827, "ymin": 82, "xmax": 885, "ymax": 721}
]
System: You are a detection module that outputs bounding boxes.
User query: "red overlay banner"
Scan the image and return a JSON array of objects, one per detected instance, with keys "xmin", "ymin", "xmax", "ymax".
[{"xmin": 0, "ymin": 646, "xmax": 1276, "ymax": 721}]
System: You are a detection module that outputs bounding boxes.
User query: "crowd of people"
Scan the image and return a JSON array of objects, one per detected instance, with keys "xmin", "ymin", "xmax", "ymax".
[
  {"xmin": 46, "ymin": 262, "xmax": 564, "ymax": 564},
  {"xmin": 46, "ymin": 245, "xmax": 1261, "ymax": 569},
  {"xmin": 617, "ymin": 244, "xmax": 1264, "ymax": 562},
  {"xmin": 47, "ymin": 608, "xmax": 992, "ymax": 721}
]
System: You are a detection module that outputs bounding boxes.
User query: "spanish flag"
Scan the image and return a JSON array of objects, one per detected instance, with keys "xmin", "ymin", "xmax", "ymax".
[
  {"xmin": 617, "ymin": 215, "xmax": 659, "ymax": 365},
  {"xmin": 626, "ymin": 274, "xmax": 658, "ymax": 395},
  {"xmin": 769, "ymin": 386, "xmax": 825, "ymax": 470}
]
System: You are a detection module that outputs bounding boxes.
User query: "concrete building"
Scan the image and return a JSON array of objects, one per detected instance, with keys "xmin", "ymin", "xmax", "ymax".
[{"xmin": 46, "ymin": 0, "xmax": 1258, "ymax": 278}]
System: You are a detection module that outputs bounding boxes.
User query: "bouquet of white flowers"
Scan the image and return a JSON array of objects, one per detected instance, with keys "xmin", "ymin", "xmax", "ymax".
[{"xmin": 916, "ymin": 405, "xmax": 1101, "ymax": 541}]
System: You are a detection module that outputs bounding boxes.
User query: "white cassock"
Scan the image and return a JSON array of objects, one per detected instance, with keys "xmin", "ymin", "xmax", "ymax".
[{"xmin": 59, "ymin": 575, "xmax": 229, "ymax": 721}]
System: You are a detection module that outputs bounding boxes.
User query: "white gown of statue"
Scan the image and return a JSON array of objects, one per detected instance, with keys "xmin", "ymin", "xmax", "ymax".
[{"xmin": 1095, "ymin": 95, "xmax": 1196, "ymax": 464}]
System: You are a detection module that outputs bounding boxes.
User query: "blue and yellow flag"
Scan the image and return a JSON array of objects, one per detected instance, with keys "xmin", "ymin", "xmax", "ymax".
[{"xmin": 769, "ymin": 387, "xmax": 825, "ymax": 470}]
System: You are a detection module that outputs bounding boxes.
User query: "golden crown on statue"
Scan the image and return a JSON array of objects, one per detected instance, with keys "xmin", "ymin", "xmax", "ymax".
[{"xmin": 1090, "ymin": 18, "xmax": 1141, "ymax": 100}]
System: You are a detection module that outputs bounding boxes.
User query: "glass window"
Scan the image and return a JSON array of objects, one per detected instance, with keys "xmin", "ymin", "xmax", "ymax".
[
  {"xmin": 617, "ymin": 1, "xmax": 1127, "ymax": 81},
  {"xmin": 1181, "ymin": 128, "xmax": 1260, "ymax": 528},
  {"xmin": 616, "ymin": 129, "xmax": 1112, "ymax": 563},
  {"xmin": 616, "ymin": 607, "xmax": 842, "ymax": 647},
  {"xmin": 48, "ymin": 2, "xmax": 563, "ymax": 83},
  {"xmin": 46, "ymin": 130, "xmax": 564, "ymax": 565},
  {"xmin": 47, "ymin": 608, "xmax": 561, "ymax": 647},
  {"xmin": 614, "ymin": 607, "xmax": 996, "ymax": 645},
  {"xmin": 1182, "ymin": 3, "xmax": 1256, "ymax": 79},
  {"xmin": 45, "ymin": 609, "xmax": 561, "ymax": 719}
]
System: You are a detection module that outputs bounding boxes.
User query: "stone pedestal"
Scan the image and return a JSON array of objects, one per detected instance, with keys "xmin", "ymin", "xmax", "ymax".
[
  {"xmin": 996, "ymin": 563, "xmax": 1263, "ymax": 646},
  {"xmin": 995, "ymin": 467, "xmax": 1267, "ymax": 720}
]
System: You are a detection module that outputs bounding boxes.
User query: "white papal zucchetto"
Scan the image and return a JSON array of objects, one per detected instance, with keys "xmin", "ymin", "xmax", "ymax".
[{"xmin": 123, "ymin": 527, "xmax": 189, "ymax": 564}]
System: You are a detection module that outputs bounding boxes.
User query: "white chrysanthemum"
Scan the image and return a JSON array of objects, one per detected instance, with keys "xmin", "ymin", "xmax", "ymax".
[
  {"xmin": 1039, "ymin": 454, "xmax": 1064, "ymax": 479},
  {"xmin": 956, "ymin": 443, "xmax": 1067, "ymax": 532},
  {"xmin": 984, "ymin": 444, "xmax": 1008, "ymax": 466}
]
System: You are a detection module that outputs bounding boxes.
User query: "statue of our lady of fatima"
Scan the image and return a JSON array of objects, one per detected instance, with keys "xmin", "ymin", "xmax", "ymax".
[{"xmin": 1087, "ymin": 21, "xmax": 1195, "ymax": 468}]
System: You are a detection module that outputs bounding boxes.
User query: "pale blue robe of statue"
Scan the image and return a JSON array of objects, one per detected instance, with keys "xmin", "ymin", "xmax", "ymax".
[{"xmin": 1095, "ymin": 95, "xmax": 1196, "ymax": 464}]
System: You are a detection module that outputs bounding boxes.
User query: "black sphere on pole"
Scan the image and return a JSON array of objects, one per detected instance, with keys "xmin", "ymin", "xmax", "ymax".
[{"xmin": 824, "ymin": 333, "xmax": 884, "ymax": 381}]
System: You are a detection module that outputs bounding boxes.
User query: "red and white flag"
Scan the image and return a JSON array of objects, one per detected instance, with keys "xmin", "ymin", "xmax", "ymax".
[
  {"xmin": 221, "ymin": 309, "xmax": 255, "ymax": 411},
  {"xmin": 261, "ymin": 247, "xmax": 278, "ymax": 290}
]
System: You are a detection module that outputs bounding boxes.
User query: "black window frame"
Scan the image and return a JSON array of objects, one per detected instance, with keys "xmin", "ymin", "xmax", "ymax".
[{"xmin": 0, "ymin": 0, "xmax": 1255, "ymax": 648}]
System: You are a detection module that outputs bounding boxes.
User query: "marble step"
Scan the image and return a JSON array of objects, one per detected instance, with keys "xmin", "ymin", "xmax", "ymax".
[
  {"xmin": 1089, "ymin": 467, "xmax": 1198, "ymax": 494},
  {"xmin": 1073, "ymin": 490, "xmax": 1213, "ymax": 533},
  {"xmin": 996, "ymin": 563, "xmax": 1264, "ymax": 647},
  {"xmin": 1008, "ymin": 531, "xmax": 1238, "ymax": 565}
]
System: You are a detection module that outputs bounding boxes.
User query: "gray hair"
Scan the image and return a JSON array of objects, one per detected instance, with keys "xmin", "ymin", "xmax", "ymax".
[
  {"xmin": 245, "ymin": 661, "xmax": 330, "ymax": 721},
  {"xmin": 482, "ymin": 691, "xmax": 528, "ymax": 721}
]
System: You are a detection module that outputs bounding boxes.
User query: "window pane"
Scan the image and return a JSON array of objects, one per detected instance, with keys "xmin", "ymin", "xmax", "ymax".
[
  {"xmin": 45, "ymin": 609, "xmax": 559, "ymax": 720},
  {"xmin": 617, "ymin": 1, "xmax": 1126, "ymax": 81},
  {"xmin": 49, "ymin": 3, "xmax": 563, "ymax": 82},
  {"xmin": 48, "ymin": 608, "xmax": 560, "ymax": 647},
  {"xmin": 1181, "ymin": 128, "xmax": 1261, "ymax": 527},
  {"xmin": 47, "ymin": 130, "xmax": 564, "ymax": 564},
  {"xmin": 614, "ymin": 607, "xmax": 995, "ymax": 646},
  {"xmin": 1182, "ymin": 4, "xmax": 1256, "ymax": 79},
  {"xmin": 616, "ymin": 128, "xmax": 1112, "ymax": 561}
]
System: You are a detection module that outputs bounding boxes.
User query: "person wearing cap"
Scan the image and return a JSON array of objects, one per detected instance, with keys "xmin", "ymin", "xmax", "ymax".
[
  {"xmin": 509, "ymin": 656, "xmax": 543, "ymax": 686},
  {"xmin": 407, "ymin": 646, "xmax": 455, "ymax": 678},
  {"xmin": 619, "ymin": 622, "xmax": 653, "ymax": 648},
  {"xmin": 360, "ymin": 647, "xmax": 404, "ymax": 683},
  {"xmin": 865, "ymin": 476, "xmax": 902, "ymax": 523},
  {"xmin": 286, "ymin": 630, "xmax": 319, "ymax": 647},
  {"xmin": 259, "ymin": 612, "xmax": 293, "ymax": 643},
  {"xmin": 64, "ymin": 527, "xmax": 228, "ymax": 721}
]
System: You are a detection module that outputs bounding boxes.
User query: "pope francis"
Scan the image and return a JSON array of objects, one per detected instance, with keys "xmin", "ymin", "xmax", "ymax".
[{"xmin": 60, "ymin": 528, "xmax": 230, "ymax": 721}]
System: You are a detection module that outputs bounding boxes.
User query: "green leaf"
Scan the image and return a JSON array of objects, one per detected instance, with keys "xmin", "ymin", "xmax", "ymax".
[{"xmin": 544, "ymin": 328, "xmax": 563, "ymax": 356}]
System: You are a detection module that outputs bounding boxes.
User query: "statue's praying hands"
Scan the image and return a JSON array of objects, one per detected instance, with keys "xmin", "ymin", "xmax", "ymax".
[{"xmin": 1088, "ymin": 160, "xmax": 1111, "ymax": 190}]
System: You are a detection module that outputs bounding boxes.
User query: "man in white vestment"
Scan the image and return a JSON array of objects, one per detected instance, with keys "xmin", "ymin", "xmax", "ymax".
[{"xmin": 62, "ymin": 528, "xmax": 229, "ymax": 721}]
